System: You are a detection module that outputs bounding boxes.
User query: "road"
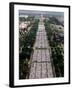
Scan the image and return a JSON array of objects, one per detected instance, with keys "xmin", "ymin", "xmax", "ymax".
[{"xmin": 29, "ymin": 16, "xmax": 53, "ymax": 79}]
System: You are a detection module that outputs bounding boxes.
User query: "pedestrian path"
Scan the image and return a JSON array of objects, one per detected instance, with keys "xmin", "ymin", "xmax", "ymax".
[{"xmin": 29, "ymin": 17, "xmax": 53, "ymax": 79}]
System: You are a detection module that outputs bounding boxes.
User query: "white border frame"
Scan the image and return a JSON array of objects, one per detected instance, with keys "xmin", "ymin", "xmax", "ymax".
[{"xmin": 13, "ymin": 4, "xmax": 69, "ymax": 86}]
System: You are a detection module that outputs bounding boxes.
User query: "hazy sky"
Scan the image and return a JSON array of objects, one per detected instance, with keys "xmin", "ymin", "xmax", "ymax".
[{"xmin": 19, "ymin": 10, "xmax": 64, "ymax": 16}]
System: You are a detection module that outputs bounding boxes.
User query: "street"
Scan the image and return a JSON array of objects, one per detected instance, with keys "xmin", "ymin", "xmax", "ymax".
[{"xmin": 29, "ymin": 16, "xmax": 53, "ymax": 79}]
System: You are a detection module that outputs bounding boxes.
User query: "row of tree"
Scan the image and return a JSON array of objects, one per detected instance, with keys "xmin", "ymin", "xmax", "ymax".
[
  {"xmin": 44, "ymin": 20, "xmax": 64, "ymax": 77},
  {"xmin": 19, "ymin": 19, "xmax": 39, "ymax": 79}
]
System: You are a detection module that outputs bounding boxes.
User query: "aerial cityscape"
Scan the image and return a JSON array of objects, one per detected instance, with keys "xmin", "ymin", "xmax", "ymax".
[{"xmin": 19, "ymin": 10, "xmax": 64, "ymax": 79}]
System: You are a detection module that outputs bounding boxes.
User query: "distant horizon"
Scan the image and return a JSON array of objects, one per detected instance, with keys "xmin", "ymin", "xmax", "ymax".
[{"xmin": 19, "ymin": 10, "xmax": 64, "ymax": 17}]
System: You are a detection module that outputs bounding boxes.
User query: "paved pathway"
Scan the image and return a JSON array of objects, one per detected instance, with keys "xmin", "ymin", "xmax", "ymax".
[{"xmin": 29, "ymin": 16, "xmax": 53, "ymax": 79}]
